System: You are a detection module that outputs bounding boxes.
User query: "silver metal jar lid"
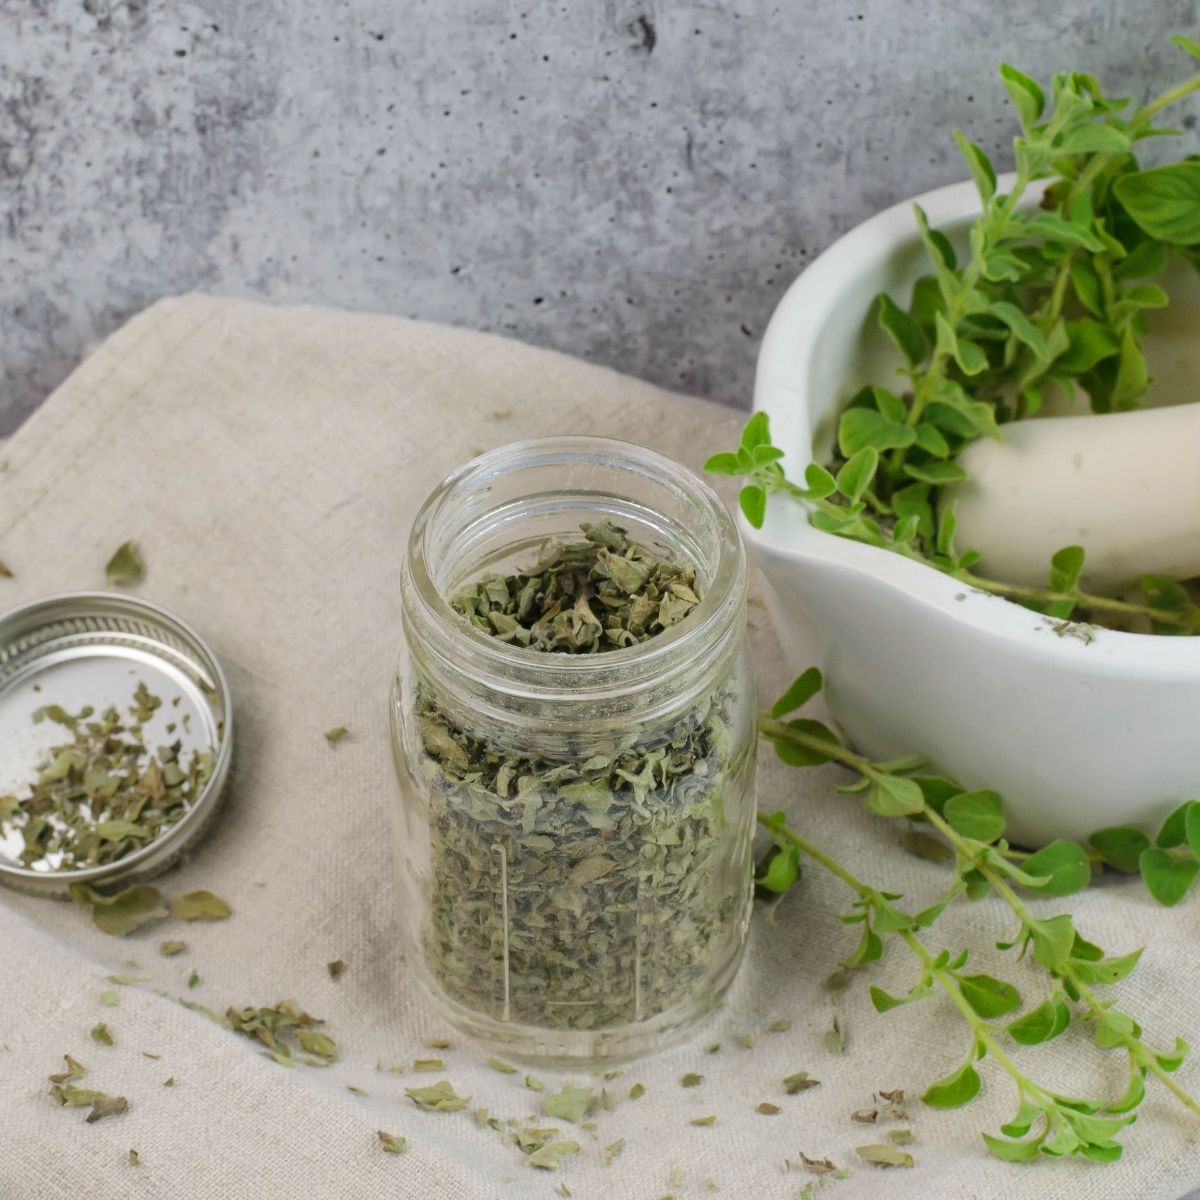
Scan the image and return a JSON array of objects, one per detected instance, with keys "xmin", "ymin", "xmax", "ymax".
[{"xmin": 0, "ymin": 592, "xmax": 233, "ymax": 897}]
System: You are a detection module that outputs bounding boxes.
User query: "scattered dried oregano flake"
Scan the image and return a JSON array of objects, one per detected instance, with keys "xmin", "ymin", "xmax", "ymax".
[
  {"xmin": 628, "ymin": 1082, "xmax": 645, "ymax": 1100},
  {"xmin": 187, "ymin": 970, "xmax": 200, "ymax": 989},
  {"xmin": 100, "ymin": 990, "xmax": 119, "ymax": 1007},
  {"xmin": 413, "ymin": 1058, "xmax": 444, "ymax": 1072},
  {"xmin": 170, "ymin": 890, "xmax": 231, "ymax": 921},
  {"xmin": 163, "ymin": 1077, "xmax": 176, "ymax": 1087},
  {"xmin": 324, "ymin": 727, "xmax": 349, "ymax": 744},
  {"xmin": 70, "ymin": 884, "xmax": 169, "ymax": 938},
  {"xmin": 87, "ymin": 1094, "xmax": 129, "ymax": 1123},
  {"xmin": 346, "ymin": 1085, "xmax": 367, "ymax": 1096},
  {"xmin": 106, "ymin": 974, "xmax": 147, "ymax": 986},
  {"xmin": 128, "ymin": 1149, "xmax": 140, "ymax": 1167},
  {"xmin": 525, "ymin": 1074, "xmax": 545, "ymax": 1092},
  {"xmin": 327, "ymin": 959, "xmax": 347, "ymax": 980},
  {"xmin": 604, "ymin": 1138, "xmax": 625, "ymax": 1165},
  {"xmin": 225, "ymin": 1001, "xmax": 334, "ymax": 1066},
  {"xmin": 487, "ymin": 1057, "xmax": 517, "ymax": 1074},
  {"xmin": 768, "ymin": 1018, "xmax": 793, "ymax": 1033},
  {"xmin": 542, "ymin": 1084, "xmax": 592, "ymax": 1123},
  {"xmin": 49, "ymin": 1054, "xmax": 86, "ymax": 1084},
  {"xmin": 377, "ymin": 1130, "xmax": 406, "ymax": 1154},
  {"xmin": 90, "ymin": 1023, "xmax": 114, "ymax": 1046},
  {"xmin": 681, "ymin": 1073, "xmax": 703, "ymax": 1088},
  {"xmin": 706, "ymin": 1043, "xmax": 721, "ymax": 1054},
  {"xmin": 784, "ymin": 1071, "xmax": 820, "ymax": 1094},
  {"xmin": 690, "ymin": 1115, "xmax": 717, "ymax": 1126},
  {"xmin": 800, "ymin": 1153, "xmax": 838, "ymax": 1175},
  {"xmin": 0, "ymin": 557, "xmax": 12, "ymax": 579},
  {"xmin": 756, "ymin": 1102, "xmax": 781, "ymax": 1116},
  {"xmin": 404, "ymin": 1081, "xmax": 470, "ymax": 1112},
  {"xmin": 159, "ymin": 940, "xmax": 187, "ymax": 957},
  {"xmin": 527, "ymin": 1141, "xmax": 580, "ymax": 1171},
  {"xmin": 888, "ymin": 1128, "xmax": 915, "ymax": 1145},
  {"xmin": 852, "ymin": 1107, "xmax": 879, "ymax": 1124},
  {"xmin": 824, "ymin": 1014, "xmax": 845, "ymax": 1055},
  {"xmin": 856, "ymin": 1143, "xmax": 914, "ymax": 1168},
  {"xmin": 424, "ymin": 1037, "xmax": 452, "ymax": 1049},
  {"xmin": 51, "ymin": 1083, "xmax": 104, "ymax": 1107},
  {"xmin": 736, "ymin": 1033, "xmax": 754, "ymax": 1050},
  {"xmin": 105, "ymin": 541, "xmax": 145, "ymax": 587}
]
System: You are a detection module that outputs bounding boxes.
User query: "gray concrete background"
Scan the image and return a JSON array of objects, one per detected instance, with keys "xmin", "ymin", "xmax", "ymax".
[{"xmin": 2, "ymin": 0, "xmax": 1199, "ymax": 435}]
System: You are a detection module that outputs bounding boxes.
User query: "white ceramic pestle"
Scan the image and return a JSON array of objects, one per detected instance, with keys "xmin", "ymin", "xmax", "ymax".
[{"xmin": 947, "ymin": 401, "xmax": 1200, "ymax": 592}]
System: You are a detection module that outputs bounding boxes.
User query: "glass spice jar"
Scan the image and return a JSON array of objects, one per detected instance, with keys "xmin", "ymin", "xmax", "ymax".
[{"xmin": 390, "ymin": 437, "xmax": 756, "ymax": 1064}]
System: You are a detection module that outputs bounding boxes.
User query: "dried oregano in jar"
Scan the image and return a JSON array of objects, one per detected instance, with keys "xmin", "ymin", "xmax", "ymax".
[{"xmin": 393, "ymin": 439, "xmax": 756, "ymax": 1063}]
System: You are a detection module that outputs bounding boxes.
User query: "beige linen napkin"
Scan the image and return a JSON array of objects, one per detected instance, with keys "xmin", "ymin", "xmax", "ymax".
[{"xmin": 0, "ymin": 295, "xmax": 1197, "ymax": 1199}]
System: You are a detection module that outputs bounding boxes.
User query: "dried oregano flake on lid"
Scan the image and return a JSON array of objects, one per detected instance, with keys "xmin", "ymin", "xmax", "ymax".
[{"xmin": 2, "ymin": 684, "xmax": 215, "ymax": 878}]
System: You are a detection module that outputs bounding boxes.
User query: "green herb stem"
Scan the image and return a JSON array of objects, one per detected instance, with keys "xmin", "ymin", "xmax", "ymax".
[{"xmin": 954, "ymin": 571, "xmax": 1200, "ymax": 633}]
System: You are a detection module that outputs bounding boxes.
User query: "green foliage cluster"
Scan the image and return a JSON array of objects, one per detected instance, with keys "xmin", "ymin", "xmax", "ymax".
[
  {"xmin": 709, "ymin": 38, "xmax": 1200, "ymax": 633},
  {"xmin": 755, "ymin": 669, "xmax": 1199, "ymax": 1163}
]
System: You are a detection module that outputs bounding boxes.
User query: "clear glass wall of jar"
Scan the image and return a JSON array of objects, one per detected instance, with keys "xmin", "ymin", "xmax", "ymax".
[{"xmin": 391, "ymin": 437, "xmax": 756, "ymax": 1064}]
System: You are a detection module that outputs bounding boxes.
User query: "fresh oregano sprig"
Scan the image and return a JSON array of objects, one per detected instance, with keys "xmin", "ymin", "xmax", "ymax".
[
  {"xmin": 755, "ymin": 668, "xmax": 1199, "ymax": 1161},
  {"xmin": 709, "ymin": 41, "xmax": 1200, "ymax": 635}
]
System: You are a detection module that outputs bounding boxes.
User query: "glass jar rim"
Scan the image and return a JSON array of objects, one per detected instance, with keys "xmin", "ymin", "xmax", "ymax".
[{"xmin": 403, "ymin": 436, "xmax": 747, "ymax": 700}]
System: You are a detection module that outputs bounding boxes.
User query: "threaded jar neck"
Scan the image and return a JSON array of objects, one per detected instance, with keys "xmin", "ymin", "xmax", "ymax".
[{"xmin": 401, "ymin": 437, "xmax": 747, "ymax": 733}]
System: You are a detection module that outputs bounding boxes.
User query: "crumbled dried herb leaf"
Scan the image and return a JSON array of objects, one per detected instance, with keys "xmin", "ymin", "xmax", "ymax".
[
  {"xmin": 768, "ymin": 1017, "xmax": 792, "ymax": 1033},
  {"xmin": 105, "ymin": 541, "xmax": 145, "ymax": 587},
  {"xmin": 543, "ymin": 1084, "xmax": 592, "ymax": 1123},
  {"xmin": 413, "ymin": 1058, "xmax": 444, "ymax": 1072},
  {"xmin": 628, "ymin": 1082, "xmax": 644, "ymax": 1100},
  {"xmin": 736, "ymin": 1033, "xmax": 754, "ymax": 1050},
  {"xmin": 141, "ymin": 1051, "xmax": 160, "ymax": 1060},
  {"xmin": 377, "ymin": 1130, "xmax": 406, "ymax": 1154},
  {"xmin": 170, "ymin": 890, "xmax": 231, "ymax": 921},
  {"xmin": 604, "ymin": 1138, "xmax": 625, "ymax": 1165},
  {"xmin": 49, "ymin": 1054, "xmax": 87, "ymax": 1083},
  {"xmin": 128, "ymin": 1149, "xmax": 140, "ymax": 1167},
  {"xmin": 419, "ymin": 522, "xmax": 748, "ymax": 1032},
  {"xmin": 1, "ymin": 686, "xmax": 215, "ymax": 877},
  {"xmin": 680, "ymin": 1073, "xmax": 703, "ymax": 1088},
  {"xmin": 824, "ymin": 1014, "xmax": 845, "ymax": 1055},
  {"xmin": 0, "ymin": 557, "xmax": 12, "ymax": 579},
  {"xmin": 159, "ymin": 940, "xmax": 187, "ymax": 957},
  {"xmin": 106, "ymin": 974, "xmax": 147, "ymax": 985},
  {"xmin": 347, "ymin": 1085, "xmax": 367, "ymax": 1096},
  {"xmin": 706, "ymin": 1043, "xmax": 721, "ymax": 1054},
  {"xmin": 69, "ymin": 884, "xmax": 169, "ymax": 938},
  {"xmin": 225, "ymin": 1001, "xmax": 335, "ymax": 1067},
  {"xmin": 852, "ymin": 1107, "xmax": 879, "ymax": 1124},
  {"xmin": 88, "ymin": 1094, "xmax": 130, "ymax": 1123},
  {"xmin": 690, "ymin": 1115, "xmax": 717, "ymax": 1126},
  {"xmin": 99, "ymin": 989, "xmax": 119, "ymax": 1007},
  {"xmin": 527, "ymin": 1141, "xmax": 580, "ymax": 1170},
  {"xmin": 298, "ymin": 1030, "xmax": 337, "ymax": 1062},
  {"xmin": 756, "ymin": 1102, "xmax": 781, "ymax": 1116},
  {"xmin": 487, "ymin": 1057, "xmax": 517, "ymax": 1074},
  {"xmin": 525, "ymin": 1074, "xmax": 545, "ymax": 1092},
  {"xmin": 327, "ymin": 959, "xmax": 346, "ymax": 980},
  {"xmin": 51, "ymin": 1082, "xmax": 105, "ymax": 1107},
  {"xmin": 163, "ymin": 1076, "xmax": 176, "ymax": 1087},
  {"xmin": 325, "ymin": 727, "xmax": 349, "ymax": 744},
  {"xmin": 784, "ymin": 1071, "xmax": 820, "ymax": 1095},
  {"xmin": 405, "ymin": 1080, "xmax": 470, "ymax": 1112},
  {"xmin": 856, "ymin": 1143, "xmax": 914, "ymax": 1168},
  {"xmin": 887, "ymin": 1128, "xmax": 915, "ymax": 1145},
  {"xmin": 800, "ymin": 1153, "xmax": 838, "ymax": 1175},
  {"xmin": 90, "ymin": 1023, "xmax": 113, "ymax": 1046},
  {"xmin": 186, "ymin": 969, "xmax": 199, "ymax": 989}
]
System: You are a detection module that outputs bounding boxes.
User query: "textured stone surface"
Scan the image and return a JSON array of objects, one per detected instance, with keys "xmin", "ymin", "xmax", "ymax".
[{"xmin": 1, "ymin": 0, "xmax": 1198, "ymax": 433}]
